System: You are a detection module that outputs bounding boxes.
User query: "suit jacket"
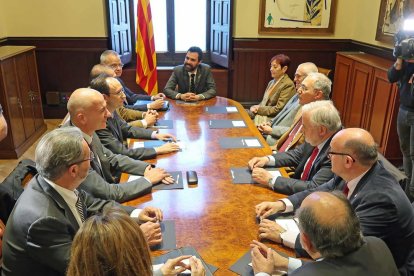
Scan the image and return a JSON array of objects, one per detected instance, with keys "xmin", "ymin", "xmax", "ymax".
[
  {"xmin": 274, "ymin": 111, "xmax": 304, "ymax": 151},
  {"xmin": 287, "ymin": 161, "xmax": 414, "ymax": 276},
  {"xmin": 291, "ymin": 237, "xmax": 399, "ymax": 276},
  {"xmin": 2, "ymin": 175, "xmax": 132, "ymax": 276},
  {"xmin": 163, "ymin": 63, "xmax": 216, "ymax": 100},
  {"xmin": 265, "ymin": 94, "xmax": 301, "ymax": 146},
  {"xmin": 256, "ymin": 75, "xmax": 296, "ymax": 117},
  {"xmin": 96, "ymin": 111, "xmax": 157, "ymax": 160},
  {"xmin": 117, "ymin": 78, "xmax": 152, "ymax": 111},
  {"xmin": 116, "ymin": 106, "xmax": 145, "ymax": 128},
  {"xmin": 270, "ymin": 139, "xmax": 334, "ymax": 195}
]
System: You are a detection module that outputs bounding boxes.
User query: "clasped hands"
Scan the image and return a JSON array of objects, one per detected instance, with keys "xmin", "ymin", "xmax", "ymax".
[
  {"xmin": 248, "ymin": 157, "xmax": 273, "ymax": 185},
  {"xmin": 250, "ymin": 240, "xmax": 289, "ymax": 275},
  {"xmin": 180, "ymin": 92, "xmax": 202, "ymax": 102}
]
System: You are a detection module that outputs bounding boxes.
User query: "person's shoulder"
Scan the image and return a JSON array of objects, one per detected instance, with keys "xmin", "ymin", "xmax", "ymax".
[
  {"xmin": 200, "ymin": 63, "xmax": 212, "ymax": 70},
  {"xmin": 173, "ymin": 65, "xmax": 185, "ymax": 72}
]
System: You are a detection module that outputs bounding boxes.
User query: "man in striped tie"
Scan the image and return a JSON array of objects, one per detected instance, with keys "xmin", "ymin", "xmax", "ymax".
[{"xmin": 2, "ymin": 127, "xmax": 163, "ymax": 276}]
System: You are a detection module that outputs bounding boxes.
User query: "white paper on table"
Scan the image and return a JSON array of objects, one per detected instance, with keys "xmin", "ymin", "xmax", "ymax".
[
  {"xmin": 128, "ymin": 175, "xmax": 143, "ymax": 181},
  {"xmin": 275, "ymin": 219, "xmax": 300, "ymax": 234},
  {"xmin": 174, "ymin": 141, "xmax": 186, "ymax": 149},
  {"xmin": 269, "ymin": 170, "xmax": 282, "ymax": 178},
  {"xmin": 133, "ymin": 141, "xmax": 144, "ymax": 148},
  {"xmin": 232, "ymin": 120, "xmax": 245, "ymax": 127},
  {"xmin": 247, "ymin": 262, "xmax": 287, "ymax": 275},
  {"xmin": 244, "ymin": 139, "xmax": 261, "ymax": 147},
  {"xmin": 152, "ymin": 263, "xmax": 163, "ymax": 272},
  {"xmin": 226, "ymin": 106, "xmax": 237, "ymax": 112}
]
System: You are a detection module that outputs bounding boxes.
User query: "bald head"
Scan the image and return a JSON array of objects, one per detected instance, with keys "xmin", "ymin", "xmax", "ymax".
[
  {"xmin": 68, "ymin": 88, "xmax": 104, "ymax": 116},
  {"xmin": 90, "ymin": 64, "xmax": 115, "ymax": 81},
  {"xmin": 332, "ymin": 128, "xmax": 378, "ymax": 166},
  {"xmin": 294, "ymin": 62, "xmax": 318, "ymax": 89},
  {"xmin": 298, "ymin": 191, "xmax": 363, "ymax": 258}
]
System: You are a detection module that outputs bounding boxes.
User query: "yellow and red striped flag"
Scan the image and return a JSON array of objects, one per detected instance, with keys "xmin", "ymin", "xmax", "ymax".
[{"xmin": 136, "ymin": 0, "xmax": 158, "ymax": 95}]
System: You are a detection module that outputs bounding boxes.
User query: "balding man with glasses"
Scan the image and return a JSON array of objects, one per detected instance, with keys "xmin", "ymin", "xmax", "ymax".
[{"xmin": 255, "ymin": 128, "xmax": 414, "ymax": 276}]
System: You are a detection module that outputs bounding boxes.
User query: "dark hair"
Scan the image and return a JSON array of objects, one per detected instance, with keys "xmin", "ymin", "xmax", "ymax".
[
  {"xmin": 89, "ymin": 74, "xmax": 111, "ymax": 95},
  {"xmin": 187, "ymin": 46, "xmax": 203, "ymax": 61},
  {"xmin": 270, "ymin": 54, "xmax": 291, "ymax": 68},
  {"xmin": 297, "ymin": 192, "xmax": 363, "ymax": 258},
  {"xmin": 67, "ymin": 208, "xmax": 153, "ymax": 276}
]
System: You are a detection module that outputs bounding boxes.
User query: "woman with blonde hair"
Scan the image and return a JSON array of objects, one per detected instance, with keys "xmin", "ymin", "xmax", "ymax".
[{"xmin": 67, "ymin": 208, "xmax": 205, "ymax": 276}]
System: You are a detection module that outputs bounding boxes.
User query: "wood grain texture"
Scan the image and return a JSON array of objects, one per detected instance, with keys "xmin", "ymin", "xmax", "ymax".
[{"xmin": 122, "ymin": 97, "xmax": 294, "ymax": 275}]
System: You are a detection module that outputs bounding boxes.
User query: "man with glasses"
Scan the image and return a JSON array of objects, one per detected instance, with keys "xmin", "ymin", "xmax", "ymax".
[
  {"xmin": 163, "ymin": 46, "xmax": 216, "ymax": 101},
  {"xmin": 254, "ymin": 128, "xmax": 414, "ymax": 276},
  {"xmin": 91, "ymin": 75, "xmax": 179, "ymax": 160},
  {"xmin": 2, "ymin": 127, "xmax": 163, "ymax": 275},
  {"xmin": 251, "ymin": 192, "xmax": 399, "ymax": 276},
  {"xmin": 248, "ymin": 100, "xmax": 341, "ymax": 195},
  {"xmin": 257, "ymin": 62, "xmax": 318, "ymax": 146},
  {"xmin": 100, "ymin": 50, "xmax": 166, "ymax": 111}
]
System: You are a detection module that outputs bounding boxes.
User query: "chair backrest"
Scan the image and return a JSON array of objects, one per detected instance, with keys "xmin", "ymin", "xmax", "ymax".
[{"xmin": 317, "ymin": 67, "xmax": 332, "ymax": 78}]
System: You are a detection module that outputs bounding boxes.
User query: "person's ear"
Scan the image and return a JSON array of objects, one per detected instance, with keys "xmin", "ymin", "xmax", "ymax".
[{"xmin": 281, "ymin": 65, "xmax": 288, "ymax": 73}]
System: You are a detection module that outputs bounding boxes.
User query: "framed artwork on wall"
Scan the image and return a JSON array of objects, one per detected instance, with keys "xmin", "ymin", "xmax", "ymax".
[
  {"xmin": 375, "ymin": 0, "xmax": 414, "ymax": 44},
  {"xmin": 258, "ymin": 0, "xmax": 337, "ymax": 34}
]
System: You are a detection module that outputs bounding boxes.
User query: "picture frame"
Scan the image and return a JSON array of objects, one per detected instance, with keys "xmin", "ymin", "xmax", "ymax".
[
  {"xmin": 375, "ymin": 0, "xmax": 413, "ymax": 44},
  {"xmin": 258, "ymin": 0, "xmax": 337, "ymax": 35}
]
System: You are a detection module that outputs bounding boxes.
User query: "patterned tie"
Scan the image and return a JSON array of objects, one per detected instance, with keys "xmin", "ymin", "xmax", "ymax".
[
  {"xmin": 75, "ymin": 196, "xmax": 85, "ymax": 223},
  {"xmin": 190, "ymin": 73, "xmax": 196, "ymax": 92},
  {"xmin": 301, "ymin": 147, "xmax": 319, "ymax": 180},
  {"xmin": 278, "ymin": 119, "xmax": 303, "ymax": 152}
]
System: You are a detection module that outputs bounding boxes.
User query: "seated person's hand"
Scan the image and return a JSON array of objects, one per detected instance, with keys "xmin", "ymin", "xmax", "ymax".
[
  {"xmin": 248, "ymin": 156, "xmax": 269, "ymax": 169},
  {"xmin": 162, "ymin": 175, "xmax": 175, "ymax": 185},
  {"xmin": 181, "ymin": 92, "xmax": 197, "ymax": 101},
  {"xmin": 153, "ymin": 93, "xmax": 166, "ymax": 100},
  {"xmin": 143, "ymin": 112, "xmax": 157, "ymax": 127},
  {"xmin": 155, "ymin": 142, "xmax": 180, "ymax": 155},
  {"xmin": 251, "ymin": 243, "xmax": 274, "ymax": 275},
  {"xmin": 144, "ymin": 166, "xmax": 170, "ymax": 185},
  {"xmin": 258, "ymin": 124, "xmax": 272, "ymax": 135},
  {"xmin": 160, "ymin": 255, "xmax": 191, "ymax": 275},
  {"xmin": 188, "ymin": 94, "xmax": 202, "ymax": 102},
  {"xmin": 258, "ymin": 219, "xmax": 285, "ymax": 243},
  {"xmin": 255, "ymin": 201, "xmax": 286, "ymax": 218},
  {"xmin": 252, "ymin": 168, "xmax": 272, "ymax": 185},
  {"xmin": 140, "ymin": 221, "xmax": 162, "ymax": 246},
  {"xmin": 155, "ymin": 133, "xmax": 176, "ymax": 142},
  {"xmin": 250, "ymin": 105, "xmax": 259, "ymax": 114},
  {"xmin": 139, "ymin": 206, "xmax": 163, "ymax": 222},
  {"xmin": 0, "ymin": 219, "xmax": 5, "ymax": 258},
  {"xmin": 189, "ymin": 256, "xmax": 206, "ymax": 276},
  {"xmin": 250, "ymin": 240, "xmax": 289, "ymax": 274},
  {"xmin": 149, "ymin": 99, "xmax": 165, "ymax": 110}
]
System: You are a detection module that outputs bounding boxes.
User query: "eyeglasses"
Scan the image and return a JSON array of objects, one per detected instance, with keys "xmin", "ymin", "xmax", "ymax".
[
  {"xmin": 327, "ymin": 151, "xmax": 356, "ymax": 162},
  {"xmin": 109, "ymin": 63, "xmax": 124, "ymax": 69},
  {"xmin": 69, "ymin": 151, "xmax": 95, "ymax": 166},
  {"xmin": 110, "ymin": 88, "xmax": 125, "ymax": 96}
]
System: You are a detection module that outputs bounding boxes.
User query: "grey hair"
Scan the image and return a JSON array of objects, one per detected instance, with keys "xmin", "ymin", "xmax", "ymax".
[
  {"xmin": 299, "ymin": 62, "xmax": 318, "ymax": 76},
  {"xmin": 302, "ymin": 100, "xmax": 342, "ymax": 132},
  {"xmin": 100, "ymin": 50, "xmax": 119, "ymax": 64},
  {"xmin": 344, "ymin": 138, "xmax": 378, "ymax": 166},
  {"xmin": 306, "ymin": 72, "xmax": 331, "ymax": 99},
  {"xmin": 297, "ymin": 191, "xmax": 363, "ymax": 258},
  {"xmin": 35, "ymin": 127, "xmax": 85, "ymax": 181}
]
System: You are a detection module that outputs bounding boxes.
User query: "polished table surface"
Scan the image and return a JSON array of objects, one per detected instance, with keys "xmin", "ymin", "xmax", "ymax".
[{"xmin": 123, "ymin": 97, "xmax": 294, "ymax": 275}]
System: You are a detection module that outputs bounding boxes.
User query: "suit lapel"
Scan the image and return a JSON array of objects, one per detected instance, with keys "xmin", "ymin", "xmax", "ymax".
[
  {"xmin": 349, "ymin": 163, "xmax": 378, "ymax": 201},
  {"xmin": 108, "ymin": 113, "xmax": 123, "ymax": 141},
  {"xmin": 36, "ymin": 176, "xmax": 80, "ymax": 231}
]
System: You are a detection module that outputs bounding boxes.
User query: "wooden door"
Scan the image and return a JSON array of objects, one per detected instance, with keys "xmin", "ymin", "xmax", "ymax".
[
  {"xmin": 210, "ymin": 0, "xmax": 232, "ymax": 68},
  {"xmin": 0, "ymin": 59, "xmax": 26, "ymax": 147},
  {"xmin": 332, "ymin": 54, "xmax": 353, "ymax": 117},
  {"xmin": 343, "ymin": 62, "xmax": 373, "ymax": 128}
]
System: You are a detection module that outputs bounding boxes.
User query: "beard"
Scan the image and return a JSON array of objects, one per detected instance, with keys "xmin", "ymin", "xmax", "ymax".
[{"xmin": 184, "ymin": 63, "xmax": 197, "ymax": 72}]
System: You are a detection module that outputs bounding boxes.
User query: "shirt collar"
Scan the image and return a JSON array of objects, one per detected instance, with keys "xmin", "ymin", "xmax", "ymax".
[
  {"xmin": 82, "ymin": 131, "xmax": 93, "ymax": 144},
  {"xmin": 188, "ymin": 68, "xmax": 198, "ymax": 77},
  {"xmin": 43, "ymin": 177, "xmax": 78, "ymax": 206},
  {"xmin": 346, "ymin": 169, "xmax": 370, "ymax": 198}
]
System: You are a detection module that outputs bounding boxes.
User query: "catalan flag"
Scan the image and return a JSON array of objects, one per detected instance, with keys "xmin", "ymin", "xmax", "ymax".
[{"xmin": 136, "ymin": 0, "xmax": 158, "ymax": 95}]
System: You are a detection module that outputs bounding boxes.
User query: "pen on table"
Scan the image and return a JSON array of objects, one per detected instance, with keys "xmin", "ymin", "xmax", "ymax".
[{"xmin": 175, "ymin": 174, "xmax": 180, "ymax": 184}]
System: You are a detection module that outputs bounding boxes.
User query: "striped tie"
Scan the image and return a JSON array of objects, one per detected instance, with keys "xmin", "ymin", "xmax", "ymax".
[
  {"xmin": 75, "ymin": 196, "xmax": 85, "ymax": 223},
  {"xmin": 190, "ymin": 74, "xmax": 196, "ymax": 92}
]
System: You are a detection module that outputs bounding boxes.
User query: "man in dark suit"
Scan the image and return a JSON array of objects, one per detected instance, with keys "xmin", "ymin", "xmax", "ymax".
[
  {"xmin": 248, "ymin": 100, "xmax": 341, "ymax": 195},
  {"xmin": 90, "ymin": 75, "xmax": 179, "ymax": 160},
  {"xmin": 100, "ymin": 50, "xmax": 166, "ymax": 111},
  {"xmin": 65, "ymin": 88, "xmax": 174, "ymax": 203},
  {"xmin": 255, "ymin": 128, "xmax": 414, "ymax": 276},
  {"xmin": 163, "ymin": 46, "xmax": 216, "ymax": 101},
  {"xmin": 251, "ymin": 192, "xmax": 399, "ymax": 276},
  {"xmin": 2, "ymin": 127, "xmax": 163, "ymax": 276}
]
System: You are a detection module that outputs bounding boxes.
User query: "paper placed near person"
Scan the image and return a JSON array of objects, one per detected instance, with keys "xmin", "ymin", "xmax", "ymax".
[
  {"xmin": 133, "ymin": 141, "xmax": 144, "ymax": 148},
  {"xmin": 269, "ymin": 170, "xmax": 282, "ymax": 178},
  {"xmin": 232, "ymin": 120, "xmax": 245, "ymax": 127},
  {"xmin": 244, "ymin": 139, "xmax": 261, "ymax": 147},
  {"xmin": 128, "ymin": 175, "xmax": 143, "ymax": 181},
  {"xmin": 226, "ymin": 106, "xmax": 238, "ymax": 112},
  {"xmin": 275, "ymin": 218, "xmax": 300, "ymax": 234}
]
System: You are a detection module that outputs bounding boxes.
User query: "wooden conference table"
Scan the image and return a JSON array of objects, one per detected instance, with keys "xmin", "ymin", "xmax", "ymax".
[{"xmin": 123, "ymin": 97, "xmax": 294, "ymax": 275}]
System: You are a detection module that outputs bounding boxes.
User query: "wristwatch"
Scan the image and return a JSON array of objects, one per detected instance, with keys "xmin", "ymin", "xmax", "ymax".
[{"xmin": 267, "ymin": 177, "xmax": 274, "ymax": 189}]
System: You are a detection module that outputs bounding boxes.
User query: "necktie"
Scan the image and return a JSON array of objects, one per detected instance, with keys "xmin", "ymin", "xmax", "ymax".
[
  {"xmin": 278, "ymin": 119, "xmax": 303, "ymax": 152},
  {"xmin": 190, "ymin": 73, "xmax": 196, "ymax": 92},
  {"xmin": 343, "ymin": 182, "xmax": 349, "ymax": 197},
  {"xmin": 75, "ymin": 196, "xmax": 85, "ymax": 223},
  {"xmin": 301, "ymin": 147, "xmax": 320, "ymax": 180}
]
